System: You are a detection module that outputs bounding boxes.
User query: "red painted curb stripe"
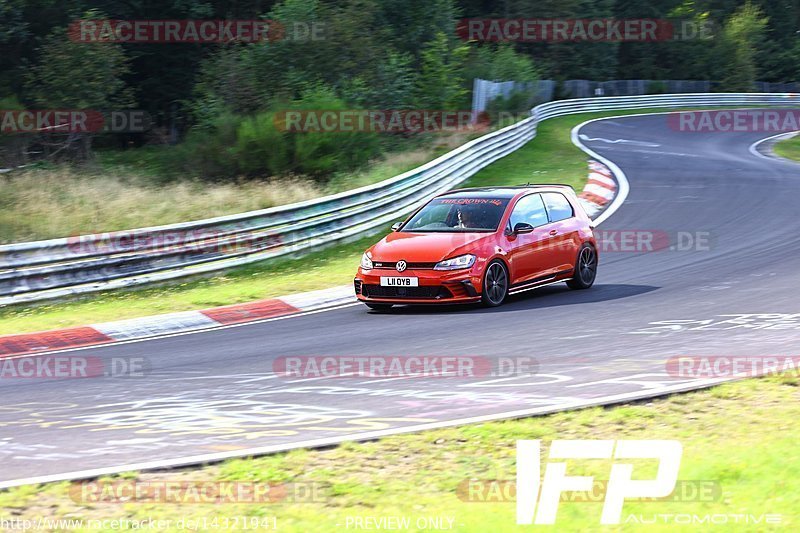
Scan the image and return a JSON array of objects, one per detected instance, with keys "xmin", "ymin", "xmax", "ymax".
[
  {"xmin": 587, "ymin": 178, "xmax": 617, "ymax": 190},
  {"xmin": 590, "ymin": 169, "xmax": 612, "ymax": 179},
  {"xmin": 201, "ymin": 299, "xmax": 300, "ymax": 325},
  {"xmin": 589, "ymin": 163, "xmax": 611, "ymax": 175},
  {"xmin": 579, "ymin": 192, "xmax": 611, "ymax": 206},
  {"xmin": 0, "ymin": 327, "xmax": 113, "ymax": 358}
]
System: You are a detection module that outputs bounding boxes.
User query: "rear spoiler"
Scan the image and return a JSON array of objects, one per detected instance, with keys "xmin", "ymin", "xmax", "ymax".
[{"xmin": 515, "ymin": 183, "xmax": 576, "ymax": 191}]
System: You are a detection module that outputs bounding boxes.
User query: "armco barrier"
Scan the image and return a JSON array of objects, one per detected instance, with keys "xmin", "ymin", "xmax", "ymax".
[{"xmin": 1, "ymin": 93, "xmax": 797, "ymax": 305}]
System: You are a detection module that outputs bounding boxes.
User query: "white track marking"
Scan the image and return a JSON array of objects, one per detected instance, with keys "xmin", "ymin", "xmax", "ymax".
[
  {"xmin": 578, "ymin": 134, "xmax": 660, "ymax": 147},
  {"xmin": 748, "ymin": 131, "xmax": 800, "ymax": 161},
  {"xmin": 570, "ymin": 108, "xmax": 781, "ymax": 226},
  {"xmin": 0, "ymin": 377, "xmax": 731, "ymax": 489}
]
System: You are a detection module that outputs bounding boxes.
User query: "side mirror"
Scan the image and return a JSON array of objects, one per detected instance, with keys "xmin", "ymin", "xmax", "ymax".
[
  {"xmin": 513, "ymin": 222, "xmax": 535, "ymax": 234},
  {"xmin": 391, "ymin": 222, "xmax": 403, "ymax": 232}
]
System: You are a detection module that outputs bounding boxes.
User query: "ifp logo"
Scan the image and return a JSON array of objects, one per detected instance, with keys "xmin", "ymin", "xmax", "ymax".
[{"xmin": 516, "ymin": 440, "xmax": 682, "ymax": 525}]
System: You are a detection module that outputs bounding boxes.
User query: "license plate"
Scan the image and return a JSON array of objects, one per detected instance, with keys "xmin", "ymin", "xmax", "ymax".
[{"xmin": 380, "ymin": 277, "xmax": 419, "ymax": 287}]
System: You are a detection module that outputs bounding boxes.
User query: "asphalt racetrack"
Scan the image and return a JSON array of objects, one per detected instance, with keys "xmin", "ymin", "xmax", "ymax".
[{"xmin": 2, "ymin": 111, "xmax": 799, "ymax": 488}]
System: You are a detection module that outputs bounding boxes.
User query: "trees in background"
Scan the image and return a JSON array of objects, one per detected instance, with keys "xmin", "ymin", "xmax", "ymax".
[
  {"xmin": 23, "ymin": 11, "xmax": 132, "ymax": 160},
  {"xmin": 169, "ymin": 0, "xmax": 530, "ymax": 178},
  {"xmin": 0, "ymin": 0, "xmax": 797, "ymax": 176},
  {"xmin": 713, "ymin": 2, "xmax": 769, "ymax": 91}
]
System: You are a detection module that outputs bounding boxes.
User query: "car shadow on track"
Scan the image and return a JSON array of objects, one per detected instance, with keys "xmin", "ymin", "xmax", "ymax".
[{"xmin": 368, "ymin": 283, "xmax": 659, "ymax": 315}]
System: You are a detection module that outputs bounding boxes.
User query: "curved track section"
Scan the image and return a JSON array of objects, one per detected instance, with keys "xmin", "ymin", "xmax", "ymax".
[{"xmin": 2, "ymin": 111, "xmax": 799, "ymax": 488}]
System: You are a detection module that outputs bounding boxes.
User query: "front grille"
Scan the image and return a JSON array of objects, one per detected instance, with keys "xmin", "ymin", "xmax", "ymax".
[
  {"xmin": 372, "ymin": 261, "xmax": 438, "ymax": 270},
  {"xmin": 354, "ymin": 279, "xmax": 362, "ymax": 295},
  {"xmin": 362, "ymin": 285, "xmax": 452, "ymax": 299}
]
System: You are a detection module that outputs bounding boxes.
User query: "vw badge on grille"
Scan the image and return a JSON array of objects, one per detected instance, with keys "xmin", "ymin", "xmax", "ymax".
[{"xmin": 396, "ymin": 260, "xmax": 407, "ymax": 272}]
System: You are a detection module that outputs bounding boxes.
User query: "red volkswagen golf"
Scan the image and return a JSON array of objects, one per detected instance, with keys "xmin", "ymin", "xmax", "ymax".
[{"xmin": 354, "ymin": 185, "xmax": 598, "ymax": 310}]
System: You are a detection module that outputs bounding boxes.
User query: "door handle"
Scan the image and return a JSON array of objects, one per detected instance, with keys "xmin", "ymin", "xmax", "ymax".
[{"xmin": 549, "ymin": 229, "xmax": 558, "ymax": 236}]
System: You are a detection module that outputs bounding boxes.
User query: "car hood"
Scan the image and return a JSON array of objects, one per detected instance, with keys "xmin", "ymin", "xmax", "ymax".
[{"xmin": 369, "ymin": 231, "xmax": 494, "ymax": 263}]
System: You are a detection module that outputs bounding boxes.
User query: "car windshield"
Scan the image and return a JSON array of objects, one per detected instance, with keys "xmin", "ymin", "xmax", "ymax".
[{"xmin": 402, "ymin": 197, "xmax": 510, "ymax": 232}]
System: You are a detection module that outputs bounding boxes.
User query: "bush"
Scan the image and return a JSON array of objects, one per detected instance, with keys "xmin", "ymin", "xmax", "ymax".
[
  {"xmin": 486, "ymin": 91, "xmax": 536, "ymax": 122},
  {"xmin": 647, "ymin": 81, "xmax": 668, "ymax": 94},
  {"xmin": 176, "ymin": 86, "xmax": 381, "ymax": 181},
  {"xmin": 284, "ymin": 85, "xmax": 381, "ymax": 178},
  {"xmin": 466, "ymin": 43, "xmax": 539, "ymax": 83},
  {"xmin": 182, "ymin": 112, "xmax": 241, "ymax": 180},
  {"xmin": 235, "ymin": 113, "xmax": 291, "ymax": 177},
  {"xmin": 0, "ymin": 95, "xmax": 28, "ymax": 168}
]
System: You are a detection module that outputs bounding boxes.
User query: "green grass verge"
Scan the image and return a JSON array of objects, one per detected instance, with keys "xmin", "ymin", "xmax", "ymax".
[
  {"xmin": 460, "ymin": 114, "xmax": 590, "ymax": 191},
  {"xmin": 0, "ymin": 235, "xmax": 376, "ymax": 335},
  {"xmin": 1, "ymin": 374, "xmax": 797, "ymax": 531},
  {"xmin": 2, "ymin": 107, "xmax": 679, "ymax": 335},
  {"xmin": 772, "ymin": 134, "xmax": 800, "ymax": 162}
]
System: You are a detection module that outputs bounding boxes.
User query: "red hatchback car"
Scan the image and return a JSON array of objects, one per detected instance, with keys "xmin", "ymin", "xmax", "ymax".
[{"xmin": 354, "ymin": 185, "xmax": 598, "ymax": 309}]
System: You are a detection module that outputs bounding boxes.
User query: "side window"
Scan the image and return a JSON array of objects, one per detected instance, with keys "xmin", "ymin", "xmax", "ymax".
[
  {"xmin": 542, "ymin": 192, "xmax": 574, "ymax": 222},
  {"xmin": 509, "ymin": 194, "xmax": 548, "ymax": 229}
]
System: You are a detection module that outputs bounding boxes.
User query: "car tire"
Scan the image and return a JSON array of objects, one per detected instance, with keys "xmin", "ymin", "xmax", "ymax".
[
  {"xmin": 481, "ymin": 260, "xmax": 509, "ymax": 307},
  {"xmin": 365, "ymin": 303, "xmax": 393, "ymax": 311},
  {"xmin": 567, "ymin": 244, "xmax": 598, "ymax": 290}
]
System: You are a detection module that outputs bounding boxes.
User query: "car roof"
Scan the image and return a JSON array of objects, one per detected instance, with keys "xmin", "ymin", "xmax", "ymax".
[{"xmin": 437, "ymin": 185, "xmax": 575, "ymax": 200}]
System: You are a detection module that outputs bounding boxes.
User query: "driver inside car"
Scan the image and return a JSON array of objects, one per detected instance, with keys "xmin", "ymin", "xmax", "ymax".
[{"xmin": 456, "ymin": 207, "xmax": 475, "ymax": 229}]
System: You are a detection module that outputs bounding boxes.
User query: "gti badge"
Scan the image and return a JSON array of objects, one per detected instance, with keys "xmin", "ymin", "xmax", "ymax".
[{"xmin": 396, "ymin": 260, "xmax": 407, "ymax": 272}]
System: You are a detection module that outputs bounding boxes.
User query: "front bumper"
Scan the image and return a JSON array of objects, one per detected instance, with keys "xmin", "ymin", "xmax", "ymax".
[{"xmin": 354, "ymin": 267, "xmax": 482, "ymax": 304}]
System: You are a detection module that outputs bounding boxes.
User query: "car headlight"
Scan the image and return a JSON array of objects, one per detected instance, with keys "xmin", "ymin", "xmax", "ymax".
[
  {"xmin": 360, "ymin": 252, "xmax": 373, "ymax": 270},
  {"xmin": 434, "ymin": 254, "xmax": 476, "ymax": 270}
]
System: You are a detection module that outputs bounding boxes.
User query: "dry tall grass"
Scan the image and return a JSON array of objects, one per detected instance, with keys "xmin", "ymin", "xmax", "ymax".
[
  {"xmin": 0, "ymin": 168, "xmax": 323, "ymax": 243},
  {"xmin": 0, "ymin": 132, "xmax": 477, "ymax": 244}
]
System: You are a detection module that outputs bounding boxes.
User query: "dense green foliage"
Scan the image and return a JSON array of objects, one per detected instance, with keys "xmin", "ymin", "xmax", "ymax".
[{"xmin": 1, "ymin": 0, "xmax": 797, "ymax": 178}]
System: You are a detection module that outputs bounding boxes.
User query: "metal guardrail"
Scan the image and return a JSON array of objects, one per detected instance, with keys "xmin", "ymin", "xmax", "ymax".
[{"xmin": 1, "ymin": 93, "xmax": 797, "ymax": 305}]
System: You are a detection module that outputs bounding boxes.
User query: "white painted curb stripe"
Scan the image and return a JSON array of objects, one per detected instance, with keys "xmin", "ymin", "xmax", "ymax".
[
  {"xmin": 96, "ymin": 286, "xmax": 356, "ymax": 340},
  {"xmin": 92, "ymin": 311, "xmax": 218, "ymax": 341},
  {"xmin": 584, "ymin": 183, "xmax": 617, "ymax": 200},
  {"xmin": 588, "ymin": 172, "xmax": 617, "ymax": 188},
  {"xmin": 578, "ymin": 200, "xmax": 603, "ymax": 219},
  {"xmin": 1, "ymin": 285, "xmax": 357, "ymax": 358},
  {"xmin": 573, "ymin": 121, "xmax": 630, "ymax": 228},
  {"xmin": 576, "ymin": 159, "xmax": 619, "ymax": 218},
  {"xmin": 281, "ymin": 285, "xmax": 356, "ymax": 311}
]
